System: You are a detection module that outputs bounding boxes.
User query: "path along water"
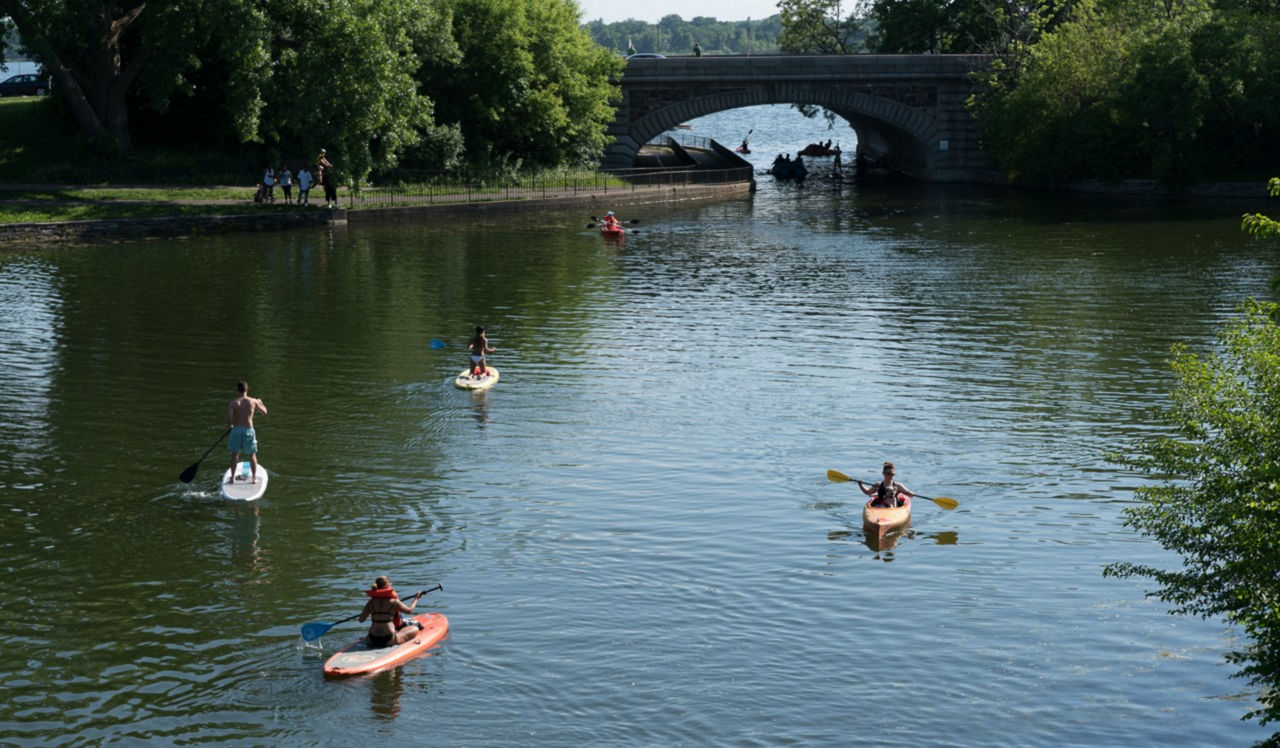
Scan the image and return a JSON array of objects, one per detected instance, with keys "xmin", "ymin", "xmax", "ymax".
[{"xmin": 0, "ymin": 105, "xmax": 1277, "ymax": 745}]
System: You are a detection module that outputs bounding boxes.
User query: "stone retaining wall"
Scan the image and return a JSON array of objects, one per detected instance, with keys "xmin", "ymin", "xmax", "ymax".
[{"xmin": 0, "ymin": 181, "xmax": 750, "ymax": 248}]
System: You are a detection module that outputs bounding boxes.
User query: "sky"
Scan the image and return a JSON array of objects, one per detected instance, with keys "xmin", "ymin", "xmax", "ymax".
[{"xmin": 576, "ymin": 0, "xmax": 780, "ymax": 23}]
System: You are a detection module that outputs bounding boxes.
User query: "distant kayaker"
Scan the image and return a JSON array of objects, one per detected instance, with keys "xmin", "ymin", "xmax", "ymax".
[
  {"xmin": 359, "ymin": 576, "xmax": 423, "ymax": 648},
  {"xmin": 468, "ymin": 325, "xmax": 496, "ymax": 377},
  {"xmin": 857, "ymin": 462, "xmax": 914, "ymax": 508},
  {"xmin": 226, "ymin": 380, "xmax": 268, "ymax": 485},
  {"xmin": 602, "ymin": 210, "xmax": 622, "ymax": 229}
]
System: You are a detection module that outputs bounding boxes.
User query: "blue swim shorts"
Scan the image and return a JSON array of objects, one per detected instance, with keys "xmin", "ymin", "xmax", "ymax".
[{"xmin": 228, "ymin": 426, "xmax": 258, "ymax": 454}]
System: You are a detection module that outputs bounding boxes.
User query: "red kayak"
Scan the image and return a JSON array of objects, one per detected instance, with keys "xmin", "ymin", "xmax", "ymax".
[
  {"xmin": 323, "ymin": 612, "xmax": 449, "ymax": 677},
  {"xmin": 735, "ymin": 146, "xmax": 751, "ymax": 154},
  {"xmin": 599, "ymin": 223, "xmax": 625, "ymax": 236}
]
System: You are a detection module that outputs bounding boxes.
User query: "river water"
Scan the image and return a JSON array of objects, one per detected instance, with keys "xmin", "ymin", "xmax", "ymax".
[{"xmin": 1, "ymin": 105, "xmax": 1277, "ymax": 746}]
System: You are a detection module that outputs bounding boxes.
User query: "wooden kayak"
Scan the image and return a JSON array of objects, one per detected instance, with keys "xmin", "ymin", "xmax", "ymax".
[
  {"xmin": 454, "ymin": 366, "xmax": 499, "ymax": 390},
  {"xmin": 863, "ymin": 494, "xmax": 911, "ymax": 544},
  {"xmin": 323, "ymin": 612, "xmax": 449, "ymax": 677}
]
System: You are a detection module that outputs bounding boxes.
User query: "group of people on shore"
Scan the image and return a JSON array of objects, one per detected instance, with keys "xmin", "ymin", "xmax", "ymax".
[{"xmin": 256, "ymin": 149, "xmax": 340, "ymax": 208}]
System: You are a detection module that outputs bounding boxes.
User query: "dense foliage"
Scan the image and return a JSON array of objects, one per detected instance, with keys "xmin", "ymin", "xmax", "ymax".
[
  {"xmin": 419, "ymin": 0, "xmax": 622, "ymax": 170},
  {"xmin": 969, "ymin": 0, "xmax": 1280, "ymax": 186},
  {"xmin": 0, "ymin": 0, "xmax": 622, "ymax": 181},
  {"xmin": 776, "ymin": 0, "xmax": 867, "ymax": 53},
  {"xmin": 585, "ymin": 15, "xmax": 781, "ymax": 55},
  {"xmin": 1105, "ymin": 297, "xmax": 1280, "ymax": 739}
]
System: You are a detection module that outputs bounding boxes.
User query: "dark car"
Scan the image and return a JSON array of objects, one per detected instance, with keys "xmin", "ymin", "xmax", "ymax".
[
  {"xmin": 0, "ymin": 74, "xmax": 51, "ymax": 97},
  {"xmin": 626, "ymin": 53, "xmax": 666, "ymax": 59}
]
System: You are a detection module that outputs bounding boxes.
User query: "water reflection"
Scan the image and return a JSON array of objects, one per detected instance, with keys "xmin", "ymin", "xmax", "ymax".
[
  {"xmin": 369, "ymin": 667, "xmax": 403, "ymax": 720},
  {"xmin": 468, "ymin": 391, "xmax": 490, "ymax": 429},
  {"xmin": 0, "ymin": 257, "xmax": 62, "ymax": 489},
  {"xmin": 229, "ymin": 502, "xmax": 266, "ymax": 576}
]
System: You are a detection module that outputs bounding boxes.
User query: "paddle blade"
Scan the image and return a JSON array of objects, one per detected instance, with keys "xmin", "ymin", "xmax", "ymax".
[
  {"xmin": 429, "ymin": 339, "xmax": 447, "ymax": 349},
  {"xmin": 826, "ymin": 469, "xmax": 852, "ymax": 482},
  {"xmin": 300, "ymin": 621, "xmax": 334, "ymax": 642},
  {"xmin": 178, "ymin": 462, "xmax": 199, "ymax": 484},
  {"xmin": 925, "ymin": 496, "xmax": 958, "ymax": 510}
]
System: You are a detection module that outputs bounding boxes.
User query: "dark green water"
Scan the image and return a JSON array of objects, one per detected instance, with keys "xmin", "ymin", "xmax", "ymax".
[{"xmin": 1, "ymin": 124, "xmax": 1277, "ymax": 744}]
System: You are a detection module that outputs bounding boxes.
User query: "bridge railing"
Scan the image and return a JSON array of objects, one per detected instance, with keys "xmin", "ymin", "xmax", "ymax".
[{"xmin": 348, "ymin": 166, "xmax": 752, "ymax": 208}]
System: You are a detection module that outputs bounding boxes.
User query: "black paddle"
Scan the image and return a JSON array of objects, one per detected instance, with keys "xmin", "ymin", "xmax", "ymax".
[
  {"xmin": 179, "ymin": 427, "xmax": 232, "ymax": 483},
  {"xmin": 300, "ymin": 584, "xmax": 443, "ymax": 642}
]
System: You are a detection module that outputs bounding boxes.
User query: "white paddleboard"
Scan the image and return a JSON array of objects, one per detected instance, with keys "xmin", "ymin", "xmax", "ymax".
[
  {"xmin": 220, "ymin": 461, "xmax": 269, "ymax": 501},
  {"xmin": 454, "ymin": 367, "xmax": 499, "ymax": 391}
]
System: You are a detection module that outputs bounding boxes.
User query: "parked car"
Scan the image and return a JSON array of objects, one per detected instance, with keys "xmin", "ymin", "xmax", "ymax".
[
  {"xmin": 626, "ymin": 53, "xmax": 666, "ymax": 59},
  {"xmin": 0, "ymin": 74, "xmax": 51, "ymax": 97}
]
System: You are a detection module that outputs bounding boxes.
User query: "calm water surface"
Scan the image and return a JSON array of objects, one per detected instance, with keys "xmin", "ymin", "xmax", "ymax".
[{"xmin": 1, "ymin": 107, "xmax": 1277, "ymax": 745}]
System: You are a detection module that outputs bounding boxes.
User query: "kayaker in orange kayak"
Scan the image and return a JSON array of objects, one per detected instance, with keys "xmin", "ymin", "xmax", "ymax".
[
  {"xmin": 602, "ymin": 211, "xmax": 622, "ymax": 230},
  {"xmin": 359, "ymin": 576, "xmax": 424, "ymax": 648},
  {"xmin": 857, "ymin": 462, "xmax": 915, "ymax": 508}
]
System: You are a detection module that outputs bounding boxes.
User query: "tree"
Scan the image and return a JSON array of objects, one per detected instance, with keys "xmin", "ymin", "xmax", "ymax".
[
  {"xmin": 777, "ymin": 0, "xmax": 865, "ymax": 53},
  {"xmin": 866, "ymin": 0, "xmax": 1020, "ymax": 53},
  {"xmin": 0, "ymin": 0, "xmax": 175, "ymax": 153},
  {"xmin": 1104, "ymin": 297, "xmax": 1280, "ymax": 738},
  {"xmin": 419, "ymin": 0, "xmax": 623, "ymax": 169},
  {"xmin": 206, "ymin": 0, "xmax": 461, "ymax": 182}
]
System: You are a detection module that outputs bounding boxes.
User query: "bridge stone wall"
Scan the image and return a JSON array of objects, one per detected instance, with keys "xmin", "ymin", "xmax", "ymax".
[{"xmin": 604, "ymin": 55, "xmax": 1002, "ymax": 183}]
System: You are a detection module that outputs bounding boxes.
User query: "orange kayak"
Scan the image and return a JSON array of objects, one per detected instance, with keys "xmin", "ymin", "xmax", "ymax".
[
  {"xmin": 599, "ymin": 223, "xmax": 625, "ymax": 236},
  {"xmin": 863, "ymin": 495, "xmax": 911, "ymax": 544},
  {"xmin": 323, "ymin": 612, "xmax": 449, "ymax": 677}
]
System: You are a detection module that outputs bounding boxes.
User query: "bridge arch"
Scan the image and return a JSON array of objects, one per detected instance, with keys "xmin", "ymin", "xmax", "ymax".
[{"xmin": 603, "ymin": 55, "xmax": 998, "ymax": 183}]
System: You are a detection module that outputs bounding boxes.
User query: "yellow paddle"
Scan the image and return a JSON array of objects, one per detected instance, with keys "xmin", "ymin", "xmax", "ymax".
[{"xmin": 826, "ymin": 469, "xmax": 958, "ymax": 510}]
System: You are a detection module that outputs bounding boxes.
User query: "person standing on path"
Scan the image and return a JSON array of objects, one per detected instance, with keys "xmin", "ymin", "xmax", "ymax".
[
  {"xmin": 226, "ymin": 380, "xmax": 268, "ymax": 485},
  {"xmin": 279, "ymin": 167, "xmax": 293, "ymax": 204},
  {"xmin": 262, "ymin": 166, "xmax": 276, "ymax": 203},
  {"xmin": 297, "ymin": 167, "xmax": 312, "ymax": 206},
  {"xmin": 322, "ymin": 167, "xmax": 338, "ymax": 209}
]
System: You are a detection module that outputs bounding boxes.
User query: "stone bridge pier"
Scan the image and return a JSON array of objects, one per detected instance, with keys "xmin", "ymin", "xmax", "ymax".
[{"xmin": 604, "ymin": 54, "xmax": 1001, "ymax": 183}]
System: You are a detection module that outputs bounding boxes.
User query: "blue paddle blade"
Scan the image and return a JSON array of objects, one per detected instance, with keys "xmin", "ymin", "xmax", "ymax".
[
  {"xmin": 300, "ymin": 621, "xmax": 334, "ymax": 642},
  {"xmin": 429, "ymin": 339, "xmax": 447, "ymax": 349}
]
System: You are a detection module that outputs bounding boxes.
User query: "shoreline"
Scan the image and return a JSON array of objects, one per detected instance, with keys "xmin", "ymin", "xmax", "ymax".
[{"xmin": 0, "ymin": 181, "xmax": 751, "ymax": 248}]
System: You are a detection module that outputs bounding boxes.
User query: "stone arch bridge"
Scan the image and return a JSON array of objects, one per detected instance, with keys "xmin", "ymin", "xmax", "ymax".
[{"xmin": 604, "ymin": 54, "xmax": 999, "ymax": 183}]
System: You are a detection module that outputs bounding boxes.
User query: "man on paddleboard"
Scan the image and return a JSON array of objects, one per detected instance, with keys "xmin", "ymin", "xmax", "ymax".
[
  {"xmin": 857, "ymin": 462, "xmax": 915, "ymax": 507},
  {"xmin": 226, "ymin": 380, "xmax": 268, "ymax": 484}
]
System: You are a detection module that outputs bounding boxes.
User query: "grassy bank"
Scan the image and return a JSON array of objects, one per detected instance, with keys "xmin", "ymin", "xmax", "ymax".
[{"xmin": 0, "ymin": 97, "xmax": 633, "ymax": 225}]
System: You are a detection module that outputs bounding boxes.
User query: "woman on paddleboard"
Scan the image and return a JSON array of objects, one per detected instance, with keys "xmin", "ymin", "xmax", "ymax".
[
  {"xmin": 468, "ymin": 325, "xmax": 496, "ymax": 378},
  {"xmin": 857, "ymin": 462, "xmax": 915, "ymax": 508},
  {"xmin": 359, "ymin": 576, "xmax": 424, "ymax": 648}
]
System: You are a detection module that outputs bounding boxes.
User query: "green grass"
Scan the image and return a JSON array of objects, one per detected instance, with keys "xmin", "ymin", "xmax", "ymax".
[{"xmin": 0, "ymin": 203, "xmax": 281, "ymax": 223}]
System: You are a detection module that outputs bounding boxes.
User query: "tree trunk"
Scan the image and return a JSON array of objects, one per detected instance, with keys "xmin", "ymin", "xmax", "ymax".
[{"xmin": 0, "ymin": 0, "xmax": 149, "ymax": 155}]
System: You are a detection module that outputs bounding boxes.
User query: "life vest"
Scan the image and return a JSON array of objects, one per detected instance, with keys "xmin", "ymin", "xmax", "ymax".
[{"xmin": 366, "ymin": 587, "xmax": 403, "ymax": 627}]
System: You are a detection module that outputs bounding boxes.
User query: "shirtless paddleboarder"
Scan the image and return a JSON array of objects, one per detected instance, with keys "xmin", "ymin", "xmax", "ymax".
[{"xmin": 227, "ymin": 380, "xmax": 268, "ymax": 484}]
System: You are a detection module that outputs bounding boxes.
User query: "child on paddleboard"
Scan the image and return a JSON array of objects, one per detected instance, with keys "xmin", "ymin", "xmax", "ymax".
[
  {"xmin": 468, "ymin": 325, "xmax": 495, "ymax": 378},
  {"xmin": 857, "ymin": 461, "xmax": 915, "ymax": 508},
  {"xmin": 359, "ymin": 576, "xmax": 423, "ymax": 648},
  {"xmin": 226, "ymin": 380, "xmax": 268, "ymax": 484}
]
